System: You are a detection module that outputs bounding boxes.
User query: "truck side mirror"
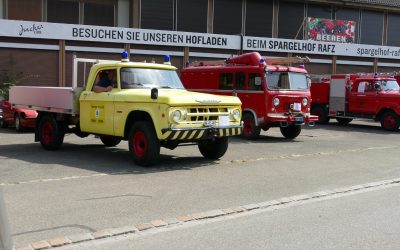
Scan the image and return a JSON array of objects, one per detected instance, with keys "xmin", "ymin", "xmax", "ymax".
[{"xmin": 151, "ymin": 88, "xmax": 158, "ymax": 99}]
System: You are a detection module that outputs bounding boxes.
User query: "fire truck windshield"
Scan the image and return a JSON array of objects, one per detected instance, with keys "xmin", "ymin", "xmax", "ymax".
[
  {"xmin": 266, "ymin": 71, "xmax": 308, "ymax": 90},
  {"xmin": 120, "ymin": 68, "xmax": 184, "ymax": 89},
  {"xmin": 375, "ymin": 80, "xmax": 399, "ymax": 91}
]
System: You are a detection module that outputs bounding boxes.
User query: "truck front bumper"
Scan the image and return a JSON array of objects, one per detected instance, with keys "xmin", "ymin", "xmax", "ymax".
[
  {"xmin": 161, "ymin": 125, "xmax": 243, "ymax": 140},
  {"xmin": 266, "ymin": 113, "xmax": 318, "ymax": 126}
]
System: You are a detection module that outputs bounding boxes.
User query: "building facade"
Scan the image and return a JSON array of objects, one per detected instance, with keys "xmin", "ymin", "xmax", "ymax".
[{"xmin": 1, "ymin": 0, "xmax": 400, "ymax": 86}]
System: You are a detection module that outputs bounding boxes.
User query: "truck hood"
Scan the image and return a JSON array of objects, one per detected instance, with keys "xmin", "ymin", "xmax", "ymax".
[{"xmin": 118, "ymin": 89, "xmax": 241, "ymax": 106}]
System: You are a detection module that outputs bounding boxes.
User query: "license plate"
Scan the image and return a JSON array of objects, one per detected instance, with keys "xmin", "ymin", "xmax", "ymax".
[{"xmin": 295, "ymin": 117, "xmax": 304, "ymax": 122}]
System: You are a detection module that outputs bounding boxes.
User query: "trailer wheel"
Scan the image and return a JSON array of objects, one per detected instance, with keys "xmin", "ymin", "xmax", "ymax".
[
  {"xmin": 280, "ymin": 124, "xmax": 301, "ymax": 139},
  {"xmin": 38, "ymin": 114, "xmax": 65, "ymax": 150},
  {"xmin": 100, "ymin": 136, "xmax": 121, "ymax": 147},
  {"xmin": 380, "ymin": 111, "xmax": 400, "ymax": 131},
  {"xmin": 198, "ymin": 137, "xmax": 228, "ymax": 159},
  {"xmin": 336, "ymin": 117, "xmax": 353, "ymax": 125},
  {"xmin": 15, "ymin": 114, "xmax": 24, "ymax": 132},
  {"xmin": 128, "ymin": 121, "xmax": 160, "ymax": 166},
  {"xmin": 311, "ymin": 106, "xmax": 330, "ymax": 124},
  {"xmin": 242, "ymin": 113, "xmax": 261, "ymax": 139}
]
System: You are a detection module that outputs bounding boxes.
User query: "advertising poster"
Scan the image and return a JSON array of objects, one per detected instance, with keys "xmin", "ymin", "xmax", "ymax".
[{"xmin": 307, "ymin": 17, "xmax": 356, "ymax": 43}]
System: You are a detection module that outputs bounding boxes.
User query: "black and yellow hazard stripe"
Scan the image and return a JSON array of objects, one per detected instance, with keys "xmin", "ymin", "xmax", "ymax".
[{"xmin": 162, "ymin": 127, "xmax": 242, "ymax": 141}]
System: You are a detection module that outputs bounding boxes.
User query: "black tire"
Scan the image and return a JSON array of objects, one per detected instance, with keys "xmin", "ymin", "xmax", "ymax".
[
  {"xmin": 15, "ymin": 114, "xmax": 24, "ymax": 132},
  {"xmin": 0, "ymin": 118, "xmax": 7, "ymax": 128},
  {"xmin": 128, "ymin": 121, "xmax": 160, "ymax": 166},
  {"xmin": 100, "ymin": 136, "xmax": 121, "ymax": 147},
  {"xmin": 336, "ymin": 117, "xmax": 353, "ymax": 125},
  {"xmin": 380, "ymin": 111, "xmax": 400, "ymax": 131},
  {"xmin": 280, "ymin": 124, "xmax": 301, "ymax": 139},
  {"xmin": 198, "ymin": 137, "xmax": 228, "ymax": 159},
  {"xmin": 38, "ymin": 114, "xmax": 66, "ymax": 150},
  {"xmin": 241, "ymin": 113, "xmax": 261, "ymax": 139},
  {"xmin": 311, "ymin": 105, "xmax": 330, "ymax": 124}
]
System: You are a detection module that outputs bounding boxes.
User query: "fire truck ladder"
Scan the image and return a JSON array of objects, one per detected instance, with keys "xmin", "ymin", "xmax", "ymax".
[{"xmin": 264, "ymin": 56, "xmax": 310, "ymax": 65}]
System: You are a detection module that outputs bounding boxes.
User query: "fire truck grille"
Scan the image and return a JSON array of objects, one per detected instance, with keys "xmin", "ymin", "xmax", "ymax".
[
  {"xmin": 283, "ymin": 102, "xmax": 291, "ymax": 112},
  {"xmin": 188, "ymin": 107, "xmax": 229, "ymax": 121}
]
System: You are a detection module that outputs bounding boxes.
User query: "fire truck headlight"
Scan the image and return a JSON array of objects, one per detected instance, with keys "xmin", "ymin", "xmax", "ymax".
[
  {"xmin": 273, "ymin": 97, "xmax": 280, "ymax": 107},
  {"xmin": 302, "ymin": 98, "xmax": 308, "ymax": 106},
  {"xmin": 171, "ymin": 109, "xmax": 186, "ymax": 123},
  {"xmin": 231, "ymin": 108, "xmax": 241, "ymax": 121}
]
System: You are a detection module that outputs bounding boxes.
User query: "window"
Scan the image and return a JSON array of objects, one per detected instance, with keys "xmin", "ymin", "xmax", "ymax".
[
  {"xmin": 8, "ymin": 0, "xmax": 42, "ymax": 21},
  {"xmin": 84, "ymin": 2, "xmax": 115, "ymax": 27},
  {"xmin": 248, "ymin": 73, "xmax": 262, "ymax": 90},
  {"xmin": 120, "ymin": 68, "xmax": 184, "ymax": 89},
  {"xmin": 235, "ymin": 73, "xmax": 246, "ymax": 90},
  {"xmin": 266, "ymin": 72, "xmax": 308, "ymax": 90},
  {"xmin": 387, "ymin": 13, "xmax": 400, "ymax": 46},
  {"xmin": 141, "ymin": 0, "xmax": 174, "ymax": 30},
  {"xmin": 245, "ymin": 0, "xmax": 273, "ymax": 37},
  {"xmin": 47, "ymin": 0, "xmax": 79, "ymax": 24},
  {"xmin": 278, "ymin": 1, "xmax": 305, "ymax": 39},
  {"xmin": 360, "ymin": 10, "xmax": 383, "ymax": 45},
  {"xmin": 335, "ymin": 7, "xmax": 359, "ymax": 43},
  {"xmin": 219, "ymin": 73, "xmax": 233, "ymax": 90},
  {"xmin": 177, "ymin": 0, "xmax": 207, "ymax": 32},
  {"xmin": 307, "ymin": 4, "xmax": 331, "ymax": 19},
  {"xmin": 214, "ymin": 0, "xmax": 242, "ymax": 35}
]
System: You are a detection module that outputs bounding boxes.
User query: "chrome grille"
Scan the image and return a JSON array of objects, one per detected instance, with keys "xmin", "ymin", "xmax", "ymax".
[{"xmin": 188, "ymin": 107, "xmax": 229, "ymax": 122}]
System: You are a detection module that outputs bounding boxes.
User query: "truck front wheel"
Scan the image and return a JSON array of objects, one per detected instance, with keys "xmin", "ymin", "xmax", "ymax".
[
  {"xmin": 242, "ymin": 113, "xmax": 261, "ymax": 139},
  {"xmin": 380, "ymin": 111, "xmax": 400, "ymax": 131},
  {"xmin": 38, "ymin": 114, "xmax": 65, "ymax": 150},
  {"xmin": 128, "ymin": 121, "xmax": 160, "ymax": 166},
  {"xmin": 280, "ymin": 124, "xmax": 301, "ymax": 139},
  {"xmin": 15, "ymin": 114, "xmax": 24, "ymax": 132},
  {"xmin": 198, "ymin": 137, "xmax": 228, "ymax": 159},
  {"xmin": 100, "ymin": 136, "xmax": 121, "ymax": 147}
]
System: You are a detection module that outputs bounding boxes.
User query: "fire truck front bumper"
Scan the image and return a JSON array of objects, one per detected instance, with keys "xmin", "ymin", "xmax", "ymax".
[
  {"xmin": 267, "ymin": 113, "xmax": 317, "ymax": 126},
  {"xmin": 161, "ymin": 125, "xmax": 243, "ymax": 141}
]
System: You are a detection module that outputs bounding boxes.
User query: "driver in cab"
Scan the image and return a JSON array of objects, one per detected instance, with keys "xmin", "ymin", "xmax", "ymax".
[{"xmin": 93, "ymin": 70, "xmax": 116, "ymax": 93}]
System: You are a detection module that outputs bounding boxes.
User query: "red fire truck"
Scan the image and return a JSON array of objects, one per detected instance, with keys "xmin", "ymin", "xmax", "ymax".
[
  {"xmin": 310, "ymin": 73, "xmax": 400, "ymax": 131},
  {"xmin": 181, "ymin": 52, "xmax": 317, "ymax": 139}
]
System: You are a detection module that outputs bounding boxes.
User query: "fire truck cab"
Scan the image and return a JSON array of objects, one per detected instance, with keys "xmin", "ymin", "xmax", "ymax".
[
  {"xmin": 310, "ymin": 73, "xmax": 400, "ymax": 131},
  {"xmin": 181, "ymin": 52, "xmax": 317, "ymax": 139}
]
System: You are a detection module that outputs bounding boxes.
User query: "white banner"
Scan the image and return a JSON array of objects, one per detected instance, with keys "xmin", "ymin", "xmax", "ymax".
[
  {"xmin": 244, "ymin": 36, "xmax": 400, "ymax": 60},
  {"xmin": 0, "ymin": 20, "xmax": 241, "ymax": 50}
]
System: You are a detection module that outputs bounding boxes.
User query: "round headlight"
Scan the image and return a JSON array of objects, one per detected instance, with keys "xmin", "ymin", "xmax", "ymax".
[
  {"xmin": 232, "ymin": 109, "xmax": 241, "ymax": 121},
  {"xmin": 172, "ymin": 110, "xmax": 182, "ymax": 123},
  {"xmin": 302, "ymin": 98, "xmax": 308, "ymax": 106},
  {"xmin": 273, "ymin": 97, "xmax": 280, "ymax": 107}
]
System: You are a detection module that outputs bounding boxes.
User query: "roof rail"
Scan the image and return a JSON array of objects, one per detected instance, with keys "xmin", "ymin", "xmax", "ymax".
[
  {"xmin": 264, "ymin": 56, "xmax": 310, "ymax": 65},
  {"xmin": 190, "ymin": 60, "xmax": 227, "ymax": 67}
]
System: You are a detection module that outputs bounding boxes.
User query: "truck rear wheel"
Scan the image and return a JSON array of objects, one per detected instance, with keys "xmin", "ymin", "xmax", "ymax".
[
  {"xmin": 311, "ymin": 105, "xmax": 330, "ymax": 124},
  {"xmin": 280, "ymin": 124, "xmax": 301, "ymax": 139},
  {"xmin": 336, "ymin": 117, "xmax": 353, "ymax": 125},
  {"xmin": 242, "ymin": 113, "xmax": 261, "ymax": 139},
  {"xmin": 380, "ymin": 111, "xmax": 400, "ymax": 131},
  {"xmin": 128, "ymin": 121, "xmax": 160, "ymax": 166},
  {"xmin": 198, "ymin": 137, "xmax": 228, "ymax": 159},
  {"xmin": 38, "ymin": 114, "xmax": 65, "ymax": 150},
  {"xmin": 100, "ymin": 136, "xmax": 121, "ymax": 147}
]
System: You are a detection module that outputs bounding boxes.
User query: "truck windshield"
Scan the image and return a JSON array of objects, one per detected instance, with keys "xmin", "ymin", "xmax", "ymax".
[
  {"xmin": 266, "ymin": 71, "xmax": 308, "ymax": 90},
  {"xmin": 120, "ymin": 68, "xmax": 184, "ymax": 89},
  {"xmin": 375, "ymin": 80, "xmax": 400, "ymax": 91}
]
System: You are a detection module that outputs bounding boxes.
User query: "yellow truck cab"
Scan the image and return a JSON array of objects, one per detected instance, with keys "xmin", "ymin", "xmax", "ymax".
[{"xmin": 10, "ymin": 52, "xmax": 242, "ymax": 166}]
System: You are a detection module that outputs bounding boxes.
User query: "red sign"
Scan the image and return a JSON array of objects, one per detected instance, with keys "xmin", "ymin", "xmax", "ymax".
[{"xmin": 307, "ymin": 17, "xmax": 356, "ymax": 43}]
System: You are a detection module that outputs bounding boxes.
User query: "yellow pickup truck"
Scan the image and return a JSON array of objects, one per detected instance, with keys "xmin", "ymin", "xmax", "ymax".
[{"xmin": 10, "ymin": 53, "xmax": 242, "ymax": 166}]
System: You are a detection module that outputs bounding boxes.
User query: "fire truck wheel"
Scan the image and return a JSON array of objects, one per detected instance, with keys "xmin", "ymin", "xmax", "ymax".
[
  {"xmin": 380, "ymin": 111, "xmax": 400, "ymax": 131},
  {"xmin": 15, "ymin": 114, "xmax": 24, "ymax": 132},
  {"xmin": 280, "ymin": 124, "xmax": 301, "ymax": 139},
  {"xmin": 38, "ymin": 114, "xmax": 66, "ymax": 150},
  {"xmin": 242, "ymin": 113, "xmax": 261, "ymax": 139},
  {"xmin": 100, "ymin": 136, "xmax": 122, "ymax": 147},
  {"xmin": 198, "ymin": 137, "xmax": 228, "ymax": 159},
  {"xmin": 128, "ymin": 121, "xmax": 160, "ymax": 166},
  {"xmin": 311, "ymin": 106, "xmax": 330, "ymax": 124},
  {"xmin": 0, "ymin": 118, "xmax": 7, "ymax": 128},
  {"xmin": 335, "ymin": 117, "xmax": 353, "ymax": 125}
]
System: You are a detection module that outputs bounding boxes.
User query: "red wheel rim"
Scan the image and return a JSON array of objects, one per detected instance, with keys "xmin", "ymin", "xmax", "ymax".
[
  {"xmin": 384, "ymin": 115, "xmax": 395, "ymax": 130},
  {"xmin": 41, "ymin": 121, "xmax": 54, "ymax": 144},
  {"xmin": 243, "ymin": 118, "xmax": 254, "ymax": 135},
  {"xmin": 132, "ymin": 131, "xmax": 147, "ymax": 157}
]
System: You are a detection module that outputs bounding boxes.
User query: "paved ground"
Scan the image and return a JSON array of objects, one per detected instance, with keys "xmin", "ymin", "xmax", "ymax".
[{"xmin": 0, "ymin": 119, "xmax": 399, "ymax": 248}]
